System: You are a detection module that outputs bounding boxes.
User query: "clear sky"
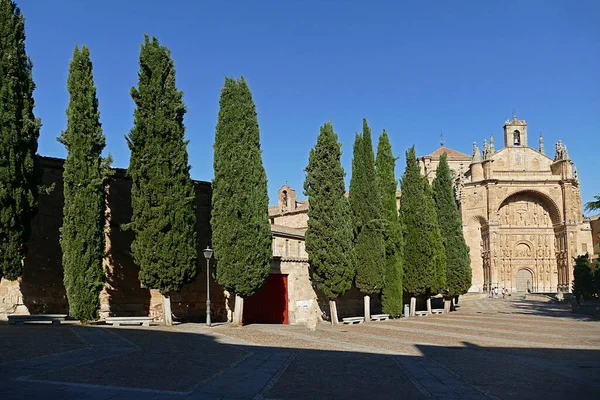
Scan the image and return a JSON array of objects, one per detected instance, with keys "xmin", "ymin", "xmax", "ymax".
[{"xmin": 15, "ymin": 0, "xmax": 599, "ymax": 213}]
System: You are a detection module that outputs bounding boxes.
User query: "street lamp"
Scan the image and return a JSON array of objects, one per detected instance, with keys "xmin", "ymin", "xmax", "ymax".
[{"xmin": 203, "ymin": 246, "xmax": 214, "ymax": 327}]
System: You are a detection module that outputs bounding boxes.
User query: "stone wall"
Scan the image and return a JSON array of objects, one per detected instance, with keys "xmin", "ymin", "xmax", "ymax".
[
  {"xmin": 272, "ymin": 212, "xmax": 308, "ymax": 229},
  {"xmin": 1, "ymin": 157, "xmax": 227, "ymax": 322},
  {"xmin": 272, "ymin": 236, "xmax": 307, "ymax": 259},
  {"xmin": 0, "ymin": 158, "xmax": 68, "ymax": 316}
]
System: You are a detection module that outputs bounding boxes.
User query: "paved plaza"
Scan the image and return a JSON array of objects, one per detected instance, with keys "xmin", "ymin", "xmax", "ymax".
[{"xmin": 1, "ymin": 295, "xmax": 599, "ymax": 399}]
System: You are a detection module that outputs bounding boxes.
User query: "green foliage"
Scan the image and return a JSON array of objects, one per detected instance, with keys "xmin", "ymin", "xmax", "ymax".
[
  {"xmin": 399, "ymin": 146, "xmax": 446, "ymax": 296},
  {"xmin": 126, "ymin": 35, "xmax": 197, "ymax": 294},
  {"xmin": 423, "ymin": 179, "xmax": 447, "ymax": 294},
  {"xmin": 58, "ymin": 46, "xmax": 111, "ymax": 322},
  {"xmin": 304, "ymin": 122, "xmax": 354, "ymax": 300},
  {"xmin": 572, "ymin": 253, "xmax": 594, "ymax": 300},
  {"xmin": 432, "ymin": 154, "xmax": 471, "ymax": 297},
  {"xmin": 585, "ymin": 194, "xmax": 600, "ymax": 212},
  {"xmin": 349, "ymin": 119, "xmax": 386, "ymax": 295},
  {"xmin": 212, "ymin": 77, "xmax": 272, "ymax": 297},
  {"xmin": 0, "ymin": 0, "xmax": 42, "ymax": 281},
  {"xmin": 375, "ymin": 131, "xmax": 404, "ymax": 316}
]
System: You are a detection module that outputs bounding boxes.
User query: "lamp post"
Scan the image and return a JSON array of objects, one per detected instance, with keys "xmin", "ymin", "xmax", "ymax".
[{"xmin": 203, "ymin": 246, "xmax": 214, "ymax": 326}]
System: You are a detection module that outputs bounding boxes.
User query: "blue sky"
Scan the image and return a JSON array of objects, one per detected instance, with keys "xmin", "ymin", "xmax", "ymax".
[{"xmin": 15, "ymin": 0, "xmax": 599, "ymax": 213}]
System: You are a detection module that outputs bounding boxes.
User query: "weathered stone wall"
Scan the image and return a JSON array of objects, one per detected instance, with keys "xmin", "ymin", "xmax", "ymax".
[
  {"xmin": 590, "ymin": 216, "xmax": 600, "ymax": 260},
  {"xmin": 272, "ymin": 236, "xmax": 307, "ymax": 259},
  {"xmin": 272, "ymin": 212, "xmax": 308, "ymax": 229},
  {"xmin": 0, "ymin": 158, "xmax": 68, "ymax": 316},
  {"xmin": 1, "ymin": 157, "xmax": 226, "ymax": 321}
]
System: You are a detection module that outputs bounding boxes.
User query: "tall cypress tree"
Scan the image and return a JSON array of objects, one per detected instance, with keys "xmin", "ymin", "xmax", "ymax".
[
  {"xmin": 399, "ymin": 146, "xmax": 446, "ymax": 297},
  {"xmin": 432, "ymin": 153, "xmax": 471, "ymax": 300},
  {"xmin": 424, "ymin": 175, "xmax": 447, "ymax": 294},
  {"xmin": 349, "ymin": 119, "xmax": 386, "ymax": 315},
  {"xmin": 126, "ymin": 35, "xmax": 197, "ymax": 325},
  {"xmin": 58, "ymin": 45, "xmax": 111, "ymax": 322},
  {"xmin": 212, "ymin": 77, "xmax": 272, "ymax": 326},
  {"xmin": 572, "ymin": 253, "xmax": 593, "ymax": 300},
  {"xmin": 304, "ymin": 121, "xmax": 354, "ymax": 324},
  {"xmin": 375, "ymin": 131, "xmax": 404, "ymax": 317},
  {"xmin": 0, "ymin": 0, "xmax": 41, "ymax": 281}
]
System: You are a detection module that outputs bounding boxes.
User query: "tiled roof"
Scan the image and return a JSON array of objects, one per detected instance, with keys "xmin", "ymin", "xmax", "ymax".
[{"xmin": 426, "ymin": 147, "xmax": 471, "ymax": 160}]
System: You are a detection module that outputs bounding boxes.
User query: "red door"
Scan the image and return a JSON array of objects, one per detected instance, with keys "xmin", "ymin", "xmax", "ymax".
[{"xmin": 243, "ymin": 274, "xmax": 289, "ymax": 324}]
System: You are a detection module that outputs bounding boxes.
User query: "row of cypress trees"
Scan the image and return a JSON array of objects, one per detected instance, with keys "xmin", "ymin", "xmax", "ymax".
[
  {"xmin": 0, "ymin": 0, "xmax": 272, "ymax": 324},
  {"xmin": 304, "ymin": 120, "xmax": 472, "ymax": 322},
  {"xmin": 1, "ymin": 0, "xmax": 470, "ymax": 324},
  {"xmin": 59, "ymin": 37, "xmax": 273, "ymax": 324}
]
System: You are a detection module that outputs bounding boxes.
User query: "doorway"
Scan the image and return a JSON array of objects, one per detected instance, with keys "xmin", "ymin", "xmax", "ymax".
[
  {"xmin": 515, "ymin": 269, "xmax": 533, "ymax": 292},
  {"xmin": 243, "ymin": 274, "xmax": 289, "ymax": 324}
]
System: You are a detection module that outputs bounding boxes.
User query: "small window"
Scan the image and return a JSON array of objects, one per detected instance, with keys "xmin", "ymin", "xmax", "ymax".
[
  {"xmin": 582, "ymin": 243, "xmax": 588, "ymax": 253},
  {"xmin": 513, "ymin": 130, "xmax": 521, "ymax": 146}
]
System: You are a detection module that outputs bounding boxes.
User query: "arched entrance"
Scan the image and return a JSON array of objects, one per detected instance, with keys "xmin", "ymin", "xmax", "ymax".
[
  {"xmin": 515, "ymin": 269, "xmax": 533, "ymax": 292},
  {"xmin": 495, "ymin": 191, "xmax": 561, "ymax": 293}
]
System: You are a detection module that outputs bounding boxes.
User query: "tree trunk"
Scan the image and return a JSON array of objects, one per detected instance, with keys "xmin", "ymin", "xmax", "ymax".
[
  {"xmin": 329, "ymin": 300, "xmax": 339, "ymax": 325},
  {"xmin": 444, "ymin": 298, "xmax": 451, "ymax": 313},
  {"xmin": 426, "ymin": 297, "xmax": 432, "ymax": 314},
  {"xmin": 410, "ymin": 297, "xmax": 416, "ymax": 317},
  {"xmin": 162, "ymin": 293, "xmax": 173, "ymax": 326},
  {"xmin": 363, "ymin": 295, "xmax": 371, "ymax": 323},
  {"xmin": 232, "ymin": 294, "xmax": 244, "ymax": 326}
]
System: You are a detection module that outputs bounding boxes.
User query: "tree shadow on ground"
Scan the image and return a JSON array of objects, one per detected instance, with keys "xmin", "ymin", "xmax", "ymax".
[
  {"xmin": 1, "ymin": 322, "xmax": 598, "ymax": 400},
  {"xmin": 496, "ymin": 298, "xmax": 600, "ymax": 321}
]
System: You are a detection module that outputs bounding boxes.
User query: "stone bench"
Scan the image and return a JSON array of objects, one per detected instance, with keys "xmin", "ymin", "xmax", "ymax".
[
  {"xmin": 415, "ymin": 311, "xmax": 429, "ymax": 317},
  {"xmin": 342, "ymin": 317, "xmax": 365, "ymax": 325},
  {"xmin": 370, "ymin": 314, "xmax": 389, "ymax": 321},
  {"xmin": 8, "ymin": 314, "xmax": 68, "ymax": 326},
  {"xmin": 431, "ymin": 309, "xmax": 444, "ymax": 315},
  {"xmin": 105, "ymin": 317, "xmax": 154, "ymax": 327}
]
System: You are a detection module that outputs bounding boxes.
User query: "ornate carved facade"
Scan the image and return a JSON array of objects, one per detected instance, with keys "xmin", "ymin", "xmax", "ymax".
[{"xmin": 420, "ymin": 116, "xmax": 594, "ymax": 293}]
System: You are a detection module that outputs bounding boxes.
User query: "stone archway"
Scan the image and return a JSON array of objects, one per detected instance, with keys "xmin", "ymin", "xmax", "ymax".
[
  {"xmin": 515, "ymin": 269, "xmax": 533, "ymax": 292},
  {"xmin": 495, "ymin": 191, "xmax": 560, "ymax": 293}
]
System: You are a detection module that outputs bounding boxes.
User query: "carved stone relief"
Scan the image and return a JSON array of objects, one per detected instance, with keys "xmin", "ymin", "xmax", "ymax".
[{"xmin": 498, "ymin": 193, "xmax": 553, "ymax": 227}]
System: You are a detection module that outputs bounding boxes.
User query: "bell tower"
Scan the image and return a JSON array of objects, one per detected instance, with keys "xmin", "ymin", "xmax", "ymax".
[{"xmin": 503, "ymin": 114, "xmax": 528, "ymax": 148}]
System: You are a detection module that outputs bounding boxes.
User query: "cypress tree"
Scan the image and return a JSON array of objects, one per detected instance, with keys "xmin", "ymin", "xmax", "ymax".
[
  {"xmin": 572, "ymin": 253, "xmax": 593, "ymax": 300},
  {"xmin": 212, "ymin": 77, "xmax": 272, "ymax": 326},
  {"xmin": 399, "ymin": 146, "xmax": 446, "ymax": 297},
  {"xmin": 423, "ymin": 176, "xmax": 447, "ymax": 294},
  {"xmin": 375, "ymin": 131, "xmax": 404, "ymax": 317},
  {"xmin": 0, "ymin": 0, "xmax": 42, "ymax": 281},
  {"xmin": 432, "ymin": 153, "xmax": 471, "ymax": 301},
  {"xmin": 349, "ymin": 119, "xmax": 386, "ymax": 318},
  {"xmin": 126, "ymin": 35, "xmax": 197, "ymax": 325},
  {"xmin": 304, "ymin": 121, "xmax": 354, "ymax": 324},
  {"xmin": 58, "ymin": 46, "xmax": 111, "ymax": 322}
]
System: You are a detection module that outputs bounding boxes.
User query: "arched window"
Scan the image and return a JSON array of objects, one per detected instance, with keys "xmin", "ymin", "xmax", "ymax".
[
  {"xmin": 282, "ymin": 190, "xmax": 288, "ymax": 208},
  {"xmin": 513, "ymin": 130, "xmax": 521, "ymax": 146}
]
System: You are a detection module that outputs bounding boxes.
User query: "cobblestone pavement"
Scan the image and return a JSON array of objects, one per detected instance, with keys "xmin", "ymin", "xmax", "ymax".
[{"xmin": 1, "ymin": 295, "xmax": 598, "ymax": 399}]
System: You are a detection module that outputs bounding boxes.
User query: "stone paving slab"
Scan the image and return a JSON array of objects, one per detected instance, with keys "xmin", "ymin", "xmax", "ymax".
[
  {"xmin": 263, "ymin": 350, "xmax": 428, "ymax": 400},
  {"xmin": 394, "ymin": 355, "xmax": 491, "ymax": 400},
  {"xmin": 28, "ymin": 327, "xmax": 248, "ymax": 392},
  {"xmin": 1, "ymin": 296, "xmax": 599, "ymax": 399},
  {"xmin": 0, "ymin": 324, "xmax": 86, "ymax": 364}
]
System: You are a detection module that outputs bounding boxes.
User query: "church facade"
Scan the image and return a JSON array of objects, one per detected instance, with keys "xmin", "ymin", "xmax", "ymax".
[
  {"xmin": 271, "ymin": 116, "xmax": 594, "ymax": 296},
  {"xmin": 419, "ymin": 116, "xmax": 594, "ymax": 293}
]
